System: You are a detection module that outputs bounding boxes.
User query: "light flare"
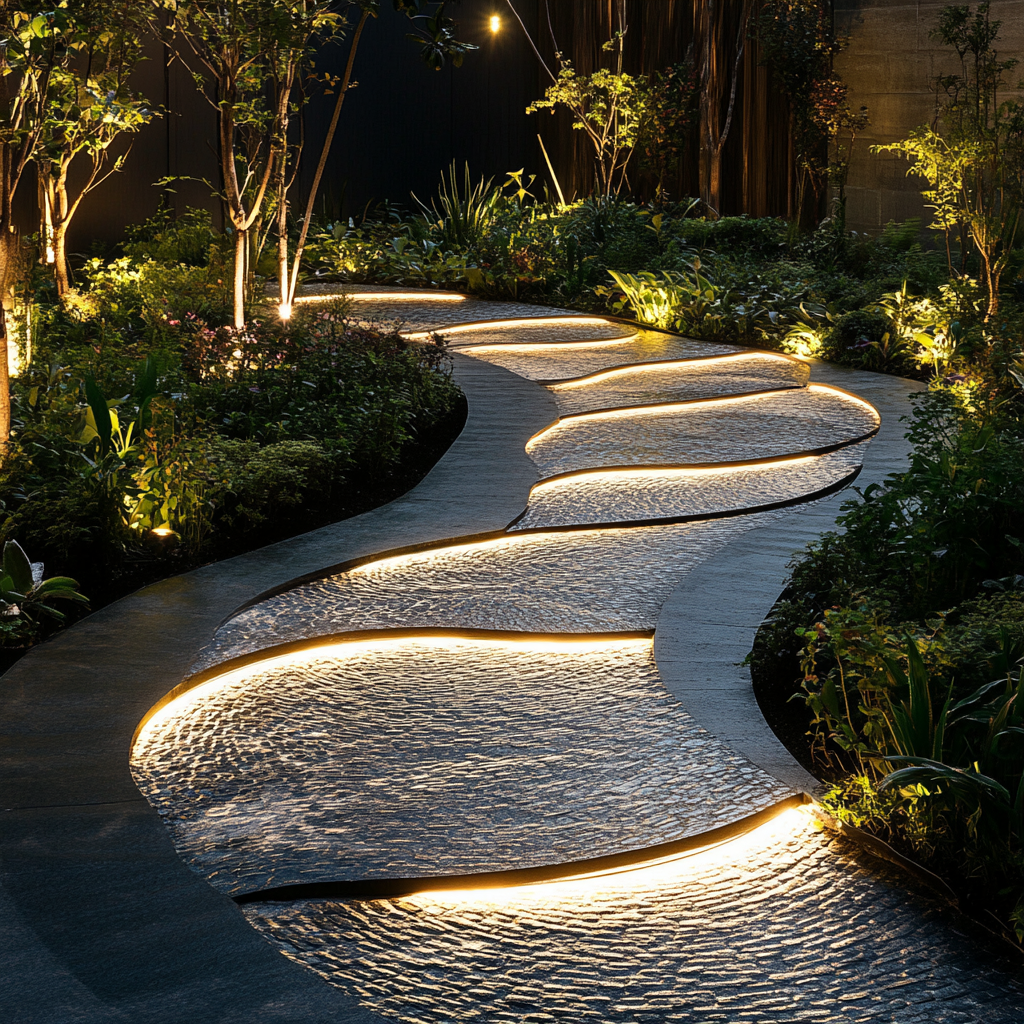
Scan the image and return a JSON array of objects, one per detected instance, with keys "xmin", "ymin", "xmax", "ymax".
[
  {"xmin": 548, "ymin": 352, "xmax": 787, "ymax": 389},
  {"xmin": 528, "ymin": 456, "xmax": 818, "ymax": 496},
  {"xmin": 405, "ymin": 805, "xmax": 812, "ymax": 905},
  {"xmin": 133, "ymin": 634, "xmax": 650, "ymax": 751},
  {"xmin": 277, "ymin": 302, "xmax": 292, "ymax": 321}
]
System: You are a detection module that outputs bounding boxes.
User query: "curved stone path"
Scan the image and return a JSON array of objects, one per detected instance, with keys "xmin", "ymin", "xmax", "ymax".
[
  {"xmin": 4, "ymin": 286, "xmax": 1023, "ymax": 1021},
  {"xmin": 129, "ymin": 288, "xmax": 1023, "ymax": 1019}
]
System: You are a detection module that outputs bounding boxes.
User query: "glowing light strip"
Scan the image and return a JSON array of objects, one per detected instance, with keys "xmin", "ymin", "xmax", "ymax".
[
  {"xmin": 135, "ymin": 634, "xmax": 649, "ymax": 750},
  {"xmin": 401, "ymin": 316, "xmax": 621, "ymax": 341},
  {"xmin": 526, "ymin": 385, "xmax": 880, "ymax": 446},
  {"xmin": 463, "ymin": 335, "xmax": 638, "ymax": 353},
  {"xmin": 807, "ymin": 382, "xmax": 881, "ymax": 420},
  {"xmin": 528, "ymin": 456, "xmax": 818, "ymax": 496},
  {"xmin": 291, "ymin": 291, "xmax": 467, "ymax": 303},
  {"xmin": 548, "ymin": 352, "xmax": 787, "ymax": 389},
  {"xmin": 407, "ymin": 805, "xmax": 811, "ymax": 904},
  {"xmin": 346, "ymin": 292, "xmax": 467, "ymax": 302},
  {"xmin": 527, "ymin": 392, "xmax": 786, "ymax": 446}
]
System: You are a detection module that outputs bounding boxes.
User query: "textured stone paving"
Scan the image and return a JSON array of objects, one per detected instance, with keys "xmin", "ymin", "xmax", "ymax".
[
  {"xmin": 463, "ymin": 330, "xmax": 742, "ymax": 382},
  {"xmin": 190, "ymin": 515, "xmax": 786, "ymax": 671},
  {"xmin": 133, "ymin": 637, "xmax": 791, "ymax": 895},
  {"xmin": 131, "ymin": 292, "xmax": 1024, "ymax": 1021},
  {"xmin": 510, "ymin": 444, "xmax": 868, "ymax": 530},
  {"xmin": 526, "ymin": 386, "xmax": 879, "ymax": 476},
  {"xmin": 247, "ymin": 811, "xmax": 1024, "ymax": 1023},
  {"xmin": 546, "ymin": 350, "xmax": 810, "ymax": 413}
]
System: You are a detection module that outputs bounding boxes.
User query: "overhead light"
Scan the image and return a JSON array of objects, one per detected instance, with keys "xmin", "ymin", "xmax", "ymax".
[{"xmin": 489, "ymin": 14, "xmax": 501, "ymax": 33}]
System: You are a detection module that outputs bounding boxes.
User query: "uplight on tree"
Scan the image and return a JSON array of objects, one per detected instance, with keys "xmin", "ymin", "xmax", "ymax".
[{"xmin": 490, "ymin": 15, "xmax": 500, "ymax": 33}]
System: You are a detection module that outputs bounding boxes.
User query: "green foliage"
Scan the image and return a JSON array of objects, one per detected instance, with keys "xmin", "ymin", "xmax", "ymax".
[
  {"xmin": 413, "ymin": 163, "xmax": 505, "ymax": 250},
  {"xmin": 528, "ymin": 62, "xmax": 648, "ymax": 197},
  {"xmin": 636, "ymin": 61, "xmax": 698, "ymax": 198},
  {"xmin": 1, "ymin": 216, "xmax": 463, "ymax": 627},
  {"xmin": 820, "ymin": 308, "xmax": 898, "ymax": 368},
  {"xmin": 756, "ymin": 0, "xmax": 869, "ymax": 221},
  {"xmin": 874, "ymin": 3, "xmax": 1024, "ymax": 317},
  {"xmin": 0, "ymin": 539, "xmax": 87, "ymax": 623}
]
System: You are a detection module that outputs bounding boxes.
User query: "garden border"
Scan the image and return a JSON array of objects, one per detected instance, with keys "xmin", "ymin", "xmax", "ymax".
[{"xmin": 653, "ymin": 360, "xmax": 926, "ymax": 795}]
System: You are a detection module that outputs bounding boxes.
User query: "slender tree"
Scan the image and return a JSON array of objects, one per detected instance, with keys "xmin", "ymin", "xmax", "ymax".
[
  {"xmin": 0, "ymin": 4, "xmax": 65, "ymax": 447},
  {"xmin": 280, "ymin": 0, "xmax": 477, "ymax": 314},
  {"xmin": 153, "ymin": 1, "xmax": 474, "ymax": 326},
  {"xmin": 36, "ymin": 0, "xmax": 155, "ymax": 296},
  {"xmin": 151, "ymin": 0, "xmax": 337, "ymax": 328}
]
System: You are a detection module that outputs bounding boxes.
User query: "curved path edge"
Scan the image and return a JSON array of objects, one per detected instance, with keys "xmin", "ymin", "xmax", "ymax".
[
  {"xmin": 654, "ymin": 360, "xmax": 925, "ymax": 795},
  {"xmin": 0, "ymin": 354, "xmax": 556, "ymax": 1024}
]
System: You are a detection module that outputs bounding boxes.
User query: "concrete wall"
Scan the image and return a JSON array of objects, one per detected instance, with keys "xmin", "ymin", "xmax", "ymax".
[{"xmin": 836, "ymin": 0, "xmax": 1024, "ymax": 234}]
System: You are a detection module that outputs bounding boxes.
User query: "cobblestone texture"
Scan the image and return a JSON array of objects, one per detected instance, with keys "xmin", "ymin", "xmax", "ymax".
[
  {"xmin": 128, "ymin": 297, "xmax": 1003, "ymax": 1023},
  {"xmin": 462, "ymin": 331, "xmax": 740, "ymax": 382},
  {"xmin": 511, "ymin": 444, "xmax": 868, "ymax": 530},
  {"xmin": 417, "ymin": 319, "xmax": 638, "ymax": 347},
  {"xmin": 132, "ymin": 637, "xmax": 791, "ymax": 894},
  {"xmin": 244, "ymin": 813, "xmax": 1024, "ymax": 1023},
  {"xmin": 527, "ymin": 387, "xmax": 879, "ymax": 476},
  {"xmin": 191, "ymin": 515, "xmax": 784, "ymax": 672},
  {"xmin": 548, "ymin": 352, "xmax": 810, "ymax": 414},
  {"xmin": 297, "ymin": 283, "xmax": 576, "ymax": 329}
]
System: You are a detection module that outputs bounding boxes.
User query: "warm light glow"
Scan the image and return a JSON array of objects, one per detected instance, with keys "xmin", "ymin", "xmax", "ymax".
[
  {"xmin": 526, "ymin": 392, "xmax": 785, "ymax": 448},
  {"xmin": 529, "ymin": 456, "xmax": 818, "ymax": 496},
  {"xmin": 45, "ymin": 245, "xmax": 55, "ymax": 265},
  {"xmin": 401, "ymin": 316, "xmax": 620, "ymax": 342},
  {"xmin": 344, "ymin": 292, "xmax": 467, "ymax": 302},
  {"xmin": 133, "ymin": 634, "xmax": 650, "ymax": 751},
  {"xmin": 278, "ymin": 302, "xmax": 292, "ymax": 321},
  {"xmin": 807, "ymin": 382, "xmax": 881, "ymax": 420},
  {"xmin": 526, "ymin": 385, "xmax": 879, "ymax": 449},
  {"xmin": 292, "ymin": 292, "xmax": 467, "ymax": 304},
  {"xmin": 406, "ymin": 805, "xmax": 811, "ymax": 905},
  {"xmin": 490, "ymin": 14, "xmax": 501, "ymax": 32},
  {"xmin": 548, "ymin": 352, "xmax": 786, "ymax": 390},
  {"xmin": 151, "ymin": 527, "xmax": 175, "ymax": 537},
  {"xmin": 464, "ymin": 336, "xmax": 637, "ymax": 353}
]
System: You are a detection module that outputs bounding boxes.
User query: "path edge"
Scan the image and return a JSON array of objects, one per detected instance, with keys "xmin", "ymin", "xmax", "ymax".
[{"xmin": 653, "ymin": 361, "xmax": 925, "ymax": 795}]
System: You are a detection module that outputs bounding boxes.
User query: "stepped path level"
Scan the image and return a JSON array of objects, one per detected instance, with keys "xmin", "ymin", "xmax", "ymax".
[{"xmin": 3, "ymin": 286, "xmax": 1022, "ymax": 1023}]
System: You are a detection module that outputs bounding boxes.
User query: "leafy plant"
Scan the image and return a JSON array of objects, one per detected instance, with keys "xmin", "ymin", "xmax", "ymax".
[
  {"xmin": 874, "ymin": 3, "xmax": 1024, "ymax": 318},
  {"xmin": 0, "ymin": 540, "xmax": 87, "ymax": 623},
  {"xmin": 413, "ymin": 163, "xmax": 503, "ymax": 250}
]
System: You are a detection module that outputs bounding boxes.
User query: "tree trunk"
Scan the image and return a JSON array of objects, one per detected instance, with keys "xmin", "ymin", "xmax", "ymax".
[
  {"xmin": 0, "ymin": 301, "xmax": 10, "ymax": 451},
  {"xmin": 0, "ymin": 240, "xmax": 11, "ymax": 449},
  {"xmin": 277, "ymin": 160, "xmax": 289, "ymax": 310},
  {"xmin": 233, "ymin": 226, "xmax": 247, "ymax": 329},
  {"xmin": 53, "ymin": 223, "xmax": 70, "ymax": 297},
  {"xmin": 983, "ymin": 256, "xmax": 999, "ymax": 320}
]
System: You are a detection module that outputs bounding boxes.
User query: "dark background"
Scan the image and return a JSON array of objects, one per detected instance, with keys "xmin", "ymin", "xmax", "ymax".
[{"xmin": 33, "ymin": 0, "xmax": 1022, "ymax": 255}]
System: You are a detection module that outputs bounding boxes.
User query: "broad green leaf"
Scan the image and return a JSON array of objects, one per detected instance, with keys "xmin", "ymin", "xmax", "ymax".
[{"xmin": 3, "ymin": 541, "xmax": 34, "ymax": 595}]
